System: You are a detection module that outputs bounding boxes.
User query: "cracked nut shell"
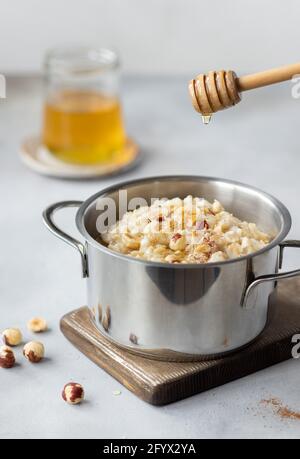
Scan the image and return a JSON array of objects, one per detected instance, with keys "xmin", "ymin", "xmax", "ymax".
[
  {"xmin": 0, "ymin": 345, "xmax": 15, "ymax": 368},
  {"xmin": 2, "ymin": 328, "xmax": 22, "ymax": 346},
  {"xmin": 62, "ymin": 382, "xmax": 84, "ymax": 405},
  {"xmin": 27, "ymin": 317, "xmax": 47, "ymax": 333},
  {"xmin": 23, "ymin": 341, "xmax": 44, "ymax": 363}
]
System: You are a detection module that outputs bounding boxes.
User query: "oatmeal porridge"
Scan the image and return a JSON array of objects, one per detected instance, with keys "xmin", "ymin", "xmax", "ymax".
[{"xmin": 101, "ymin": 196, "xmax": 272, "ymax": 264}]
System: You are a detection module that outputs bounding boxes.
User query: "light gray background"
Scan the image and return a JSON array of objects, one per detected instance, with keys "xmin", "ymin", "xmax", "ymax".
[
  {"xmin": 1, "ymin": 0, "xmax": 300, "ymax": 440},
  {"xmin": 1, "ymin": 75, "xmax": 300, "ymax": 439},
  {"xmin": 1, "ymin": 0, "xmax": 300, "ymax": 75}
]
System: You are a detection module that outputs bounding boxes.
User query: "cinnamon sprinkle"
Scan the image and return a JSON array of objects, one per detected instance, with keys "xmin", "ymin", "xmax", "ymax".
[{"xmin": 261, "ymin": 398, "xmax": 300, "ymax": 420}]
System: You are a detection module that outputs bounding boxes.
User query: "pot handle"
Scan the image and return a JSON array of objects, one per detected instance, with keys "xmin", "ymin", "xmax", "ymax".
[
  {"xmin": 241, "ymin": 240, "xmax": 300, "ymax": 308},
  {"xmin": 42, "ymin": 201, "xmax": 88, "ymax": 278}
]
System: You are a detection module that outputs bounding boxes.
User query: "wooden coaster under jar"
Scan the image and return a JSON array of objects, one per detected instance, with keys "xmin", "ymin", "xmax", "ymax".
[{"xmin": 20, "ymin": 135, "xmax": 140, "ymax": 179}]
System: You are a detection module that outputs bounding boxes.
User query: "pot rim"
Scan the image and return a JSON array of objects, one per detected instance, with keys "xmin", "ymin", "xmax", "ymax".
[{"xmin": 76, "ymin": 175, "xmax": 291, "ymax": 269}]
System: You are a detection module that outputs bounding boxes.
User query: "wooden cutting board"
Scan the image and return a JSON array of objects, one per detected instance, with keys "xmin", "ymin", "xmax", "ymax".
[{"xmin": 60, "ymin": 278, "xmax": 300, "ymax": 405}]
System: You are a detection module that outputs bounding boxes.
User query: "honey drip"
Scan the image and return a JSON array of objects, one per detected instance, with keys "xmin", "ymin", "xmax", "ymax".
[{"xmin": 201, "ymin": 114, "xmax": 212, "ymax": 125}]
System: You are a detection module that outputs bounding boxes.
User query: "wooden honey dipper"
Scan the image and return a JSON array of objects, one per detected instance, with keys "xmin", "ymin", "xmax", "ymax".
[{"xmin": 189, "ymin": 62, "xmax": 300, "ymax": 123}]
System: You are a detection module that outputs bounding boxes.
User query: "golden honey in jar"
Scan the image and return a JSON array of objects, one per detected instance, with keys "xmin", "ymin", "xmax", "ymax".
[{"xmin": 42, "ymin": 48, "xmax": 126, "ymax": 165}]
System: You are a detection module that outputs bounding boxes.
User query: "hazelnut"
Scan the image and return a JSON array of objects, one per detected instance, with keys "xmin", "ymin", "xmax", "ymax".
[
  {"xmin": 0, "ymin": 345, "xmax": 15, "ymax": 368},
  {"xmin": 23, "ymin": 341, "xmax": 44, "ymax": 363},
  {"xmin": 27, "ymin": 317, "xmax": 47, "ymax": 333},
  {"xmin": 2, "ymin": 328, "xmax": 22, "ymax": 346},
  {"xmin": 169, "ymin": 233, "xmax": 186, "ymax": 251},
  {"xmin": 62, "ymin": 382, "xmax": 84, "ymax": 405},
  {"xmin": 196, "ymin": 220, "xmax": 209, "ymax": 231}
]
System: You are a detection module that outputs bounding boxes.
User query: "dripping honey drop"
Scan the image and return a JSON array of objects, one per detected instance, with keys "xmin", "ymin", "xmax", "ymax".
[{"xmin": 201, "ymin": 114, "xmax": 212, "ymax": 125}]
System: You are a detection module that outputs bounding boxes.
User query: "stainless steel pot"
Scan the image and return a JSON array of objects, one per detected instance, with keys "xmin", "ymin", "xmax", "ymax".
[{"xmin": 43, "ymin": 176, "xmax": 300, "ymax": 361}]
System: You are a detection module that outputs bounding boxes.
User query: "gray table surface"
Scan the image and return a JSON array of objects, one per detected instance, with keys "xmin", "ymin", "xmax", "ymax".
[{"xmin": 1, "ymin": 76, "xmax": 300, "ymax": 439}]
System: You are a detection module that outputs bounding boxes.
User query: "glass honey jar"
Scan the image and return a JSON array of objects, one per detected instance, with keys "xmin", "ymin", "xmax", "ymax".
[{"xmin": 42, "ymin": 47, "xmax": 126, "ymax": 165}]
